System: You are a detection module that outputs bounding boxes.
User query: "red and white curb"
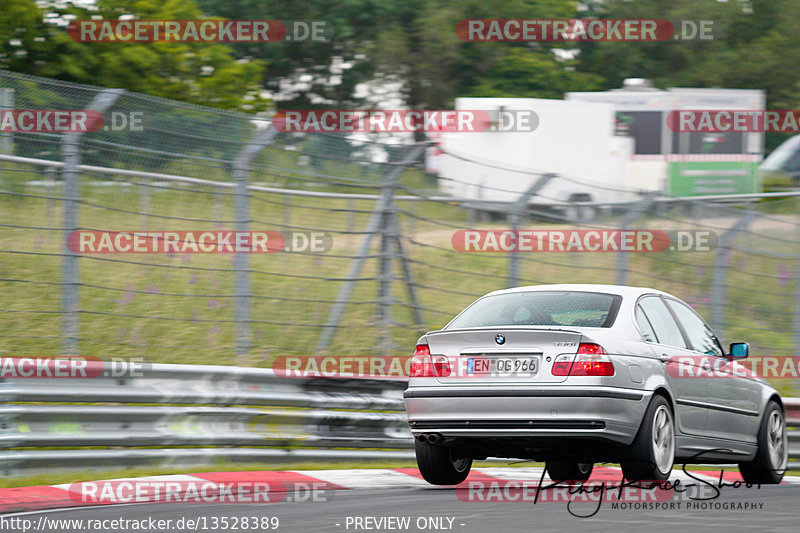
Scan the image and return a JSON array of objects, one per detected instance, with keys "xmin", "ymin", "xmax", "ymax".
[{"xmin": 1, "ymin": 467, "xmax": 798, "ymax": 514}]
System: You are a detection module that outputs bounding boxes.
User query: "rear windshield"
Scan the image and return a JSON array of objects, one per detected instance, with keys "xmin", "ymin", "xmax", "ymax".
[{"xmin": 446, "ymin": 291, "xmax": 622, "ymax": 329}]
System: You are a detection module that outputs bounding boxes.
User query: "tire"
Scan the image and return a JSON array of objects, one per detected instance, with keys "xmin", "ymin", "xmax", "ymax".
[
  {"xmin": 415, "ymin": 440, "xmax": 472, "ymax": 485},
  {"xmin": 546, "ymin": 461, "xmax": 593, "ymax": 483},
  {"xmin": 621, "ymin": 395, "xmax": 675, "ymax": 482},
  {"xmin": 739, "ymin": 401, "xmax": 787, "ymax": 484}
]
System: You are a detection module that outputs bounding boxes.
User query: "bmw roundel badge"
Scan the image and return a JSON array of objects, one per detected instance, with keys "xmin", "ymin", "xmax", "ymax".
[{"xmin": 495, "ymin": 334, "xmax": 505, "ymax": 345}]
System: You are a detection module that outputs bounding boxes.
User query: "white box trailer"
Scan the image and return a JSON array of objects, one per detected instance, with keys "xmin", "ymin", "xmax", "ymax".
[
  {"xmin": 435, "ymin": 97, "xmax": 646, "ymax": 213},
  {"xmin": 435, "ymin": 86, "xmax": 766, "ymax": 213},
  {"xmin": 567, "ymin": 86, "xmax": 765, "ymax": 196}
]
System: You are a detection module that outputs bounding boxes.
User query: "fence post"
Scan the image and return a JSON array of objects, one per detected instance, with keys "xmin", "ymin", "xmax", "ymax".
[
  {"xmin": 614, "ymin": 192, "xmax": 659, "ymax": 286},
  {"xmin": 282, "ymin": 193, "xmax": 292, "ymax": 228},
  {"xmin": 406, "ymin": 199, "xmax": 417, "ymax": 237},
  {"xmin": 389, "ymin": 211, "xmax": 423, "ymax": 328},
  {"xmin": 710, "ymin": 212, "xmax": 755, "ymax": 333},
  {"xmin": 140, "ymin": 178, "xmax": 150, "ymax": 231},
  {"xmin": 232, "ymin": 125, "xmax": 278, "ymax": 358},
  {"xmin": 317, "ymin": 144, "xmax": 426, "ymax": 352},
  {"xmin": 346, "ymin": 198, "xmax": 356, "ymax": 233},
  {"xmin": 60, "ymin": 88, "xmax": 124, "ymax": 356},
  {"xmin": 508, "ymin": 173, "xmax": 555, "ymax": 287},
  {"xmin": 377, "ymin": 201, "xmax": 395, "ymax": 353},
  {"xmin": 0, "ymin": 88, "xmax": 13, "ymax": 155}
]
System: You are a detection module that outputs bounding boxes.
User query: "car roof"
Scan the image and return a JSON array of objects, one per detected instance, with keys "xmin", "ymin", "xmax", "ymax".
[{"xmin": 485, "ymin": 283, "xmax": 670, "ymax": 299}]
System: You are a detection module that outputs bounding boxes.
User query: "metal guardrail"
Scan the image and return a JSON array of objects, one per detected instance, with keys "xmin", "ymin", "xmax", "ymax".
[
  {"xmin": 786, "ymin": 399, "xmax": 800, "ymax": 461},
  {"xmin": 0, "ymin": 361, "xmax": 798, "ymax": 475},
  {"xmin": 7, "ymin": 153, "xmax": 800, "ymax": 207},
  {"xmin": 0, "ymin": 361, "xmax": 411, "ymax": 475}
]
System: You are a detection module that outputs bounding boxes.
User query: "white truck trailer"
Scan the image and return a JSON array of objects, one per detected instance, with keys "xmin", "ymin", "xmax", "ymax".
[
  {"xmin": 434, "ymin": 96, "xmax": 641, "ymax": 213},
  {"xmin": 432, "ymin": 83, "xmax": 765, "ymax": 215}
]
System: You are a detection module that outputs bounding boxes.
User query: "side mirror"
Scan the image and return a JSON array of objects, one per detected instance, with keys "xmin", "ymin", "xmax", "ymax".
[{"xmin": 729, "ymin": 342, "xmax": 749, "ymax": 359}]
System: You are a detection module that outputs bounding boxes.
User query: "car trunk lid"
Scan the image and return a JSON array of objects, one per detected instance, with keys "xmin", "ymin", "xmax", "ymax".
[{"xmin": 426, "ymin": 327, "xmax": 583, "ymax": 384}]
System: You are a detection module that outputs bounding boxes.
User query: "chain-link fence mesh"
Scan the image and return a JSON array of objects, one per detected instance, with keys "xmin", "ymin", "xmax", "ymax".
[{"xmin": 1, "ymin": 69, "xmax": 799, "ymax": 395}]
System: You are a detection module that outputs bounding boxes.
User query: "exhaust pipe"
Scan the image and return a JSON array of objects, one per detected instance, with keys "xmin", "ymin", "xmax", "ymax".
[
  {"xmin": 427, "ymin": 433, "xmax": 441, "ymax": 444},
  {"xmin": 417, "ymin": 434, "xmax": 428, "ymax": 444}
]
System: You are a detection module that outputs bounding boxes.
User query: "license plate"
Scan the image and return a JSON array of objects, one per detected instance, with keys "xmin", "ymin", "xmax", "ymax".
[{"xmin": 466, "ymin": 356, "xmax": 540, "ymax": 377}]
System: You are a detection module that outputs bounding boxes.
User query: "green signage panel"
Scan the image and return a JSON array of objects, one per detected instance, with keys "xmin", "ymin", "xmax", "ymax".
[{"xmin": 667, "ymin": 161, "xmax": 759, "ymax": 196}]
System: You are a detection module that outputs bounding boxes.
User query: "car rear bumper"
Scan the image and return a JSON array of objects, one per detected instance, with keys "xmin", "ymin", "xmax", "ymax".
[{"xmin": 404, "ymin": 386, "xmax": 650, "ymax": 445}]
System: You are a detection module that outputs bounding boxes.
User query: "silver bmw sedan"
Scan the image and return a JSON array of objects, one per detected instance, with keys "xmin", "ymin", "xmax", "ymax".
[{"xmin": 404, "ymin": 284, "xmax": 787, "ymax": 485}]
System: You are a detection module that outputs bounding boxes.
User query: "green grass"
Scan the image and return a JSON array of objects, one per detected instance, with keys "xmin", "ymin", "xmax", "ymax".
[{"xmin": 1, "ymin": 167, "xmax": 800, "ymax": 398}]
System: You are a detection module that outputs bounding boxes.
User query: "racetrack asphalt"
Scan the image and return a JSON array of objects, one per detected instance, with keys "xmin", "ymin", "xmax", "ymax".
[{"xmin": 2, "ymin": 466, "xmax": 797, "ymax": 532}]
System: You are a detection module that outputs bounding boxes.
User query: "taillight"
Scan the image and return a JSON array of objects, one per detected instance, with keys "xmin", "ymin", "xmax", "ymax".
[
  {"xmin": 551, "ymin": 354, "xmax": 574, "ymax": 376},
  {"xmin": 432, "ymin": 355, "xmax": 451, "ymax": 377},
  {"xmin": 572, "ymin": 343, "xmax": 614, "ymax": 376},
  {"xmin": 577, "ymin": 343, "xmax": 607, "ymax": 356},
  {"xmin": 551, "ymin": 343, "xmax": 614, "ymax": 376},
  {"xmin": 410, "ymin": 344, "xmax": 434, "ymax": 377}
]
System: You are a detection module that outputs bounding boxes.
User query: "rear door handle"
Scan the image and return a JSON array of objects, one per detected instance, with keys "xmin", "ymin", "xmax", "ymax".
[{"xmin": 659, "ymin": 353, "xmax": 671, "ymax": 363}]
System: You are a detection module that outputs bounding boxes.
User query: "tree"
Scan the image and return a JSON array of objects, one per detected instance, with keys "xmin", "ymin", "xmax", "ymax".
[
  {"xmin": 196, "ymin": 0, "xmax": 589, "ymax": 109},
  {"xmin": 1, "ymin": 0, "xmax": 270, "ymax": 112},
  {"xmin": 576, "ymin": 0, "xmax": 800, "ymax": 150},
  {"xmin": 468, "ymin": 48, "xmax": 603, "ymax": 98}
]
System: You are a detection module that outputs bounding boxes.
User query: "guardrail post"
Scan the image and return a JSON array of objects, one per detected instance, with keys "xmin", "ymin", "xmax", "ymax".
[
  {"xmin": 317, "ymin": 144, "xmax": 427, "ymax": 353},
  {"xmin": 60, "ymin": 88, "xmax": 125, "ymax": 356},
  {"xmin": 710, "ymin": 212, "xmax": 755, "ymax": 333},
  {"xmin": 508, "ymin": 173, "xmax": 555, "ymax": 287},
  {"xmin": 232, "ymin": 125, "xmax": 278, "ymax": 358},
  {"xmin": 614, "ymin": 192, "xmax": 659, "ymax": 286}
]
